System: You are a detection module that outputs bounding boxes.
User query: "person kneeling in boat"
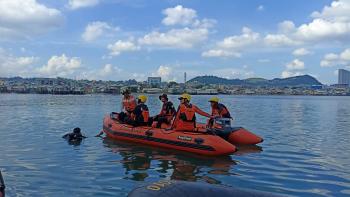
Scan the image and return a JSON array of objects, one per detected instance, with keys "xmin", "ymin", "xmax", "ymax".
[
  {"xmin": 209, "ymin": 97, "xmax": 232, "ymax": 118},
  {"xmin": 152, "ymin": 94, "xmax": 176, "ymax": 128},
  {"xmin": 118, "ymin": 89, "xmax": 137, "ymax": 123},
  {"xmin": 125, "ymin": 95, "xmax": 150, "ymax": 127},
  {"xmin": 173, "ymin": 93, "xmax": 213, "ymax": 131},
  {"xmin": 208, "ymin": 96, "xmax": 232, "ymax": 127}
]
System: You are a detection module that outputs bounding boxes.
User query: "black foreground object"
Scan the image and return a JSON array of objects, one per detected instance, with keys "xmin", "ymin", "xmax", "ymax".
[
  {"xmin": 128, "ymin": 180, "xmax": 283, "ymax": 197},
  {"xmin": 0, "ymin": 170, "xmax": 5, "ymax": 197}
]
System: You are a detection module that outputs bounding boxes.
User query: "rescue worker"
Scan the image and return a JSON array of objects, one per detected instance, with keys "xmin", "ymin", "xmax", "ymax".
[
  {"xmin": 125, "ymin": 95, "xmax": 150, "ymax": 127},
  {"xmin": 208, "ymin": 97, "xmax": 232, "ymax": 118},
  {"xmin": 119, "ymin": 89, "xmax": 137, "ymax": 122},
  {"xmin": 173, "ymin": 93, "xmax": 212, "ymax": 131},
  {"xmin": 152, "ymin": 94, "xmax": 176, "ymax": 128}
]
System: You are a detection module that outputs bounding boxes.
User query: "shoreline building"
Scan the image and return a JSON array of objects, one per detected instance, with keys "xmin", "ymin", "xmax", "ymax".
[
  {"xmin": 338, "ymin": 69, "xmax": 350, "ymax": 87},
  {"xmin": 148, "ymin": 77, "xmax": 161, "ymax": 88}
]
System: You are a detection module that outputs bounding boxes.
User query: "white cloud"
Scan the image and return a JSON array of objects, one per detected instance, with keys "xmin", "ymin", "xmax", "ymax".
[
  {"xmin": 286, "ymin": 59, "xmax": 305, "ymax": 70},
  {"xmin": 213, "ymin": 67, "xmax": 255, "ymax": 79},
  {"xmin": 138, "ymin": 27, "xmax": 209, "ymax": 48},
  {"xmin": 138, "ymin": 5, "xmax": 214, "ymax": 50},
  {"xmin": 82, "ymin": 21, "xmax": 118, "ymax": 42},
  {"xmin": 278, "ymin": 21, "xmax": 296, "ymax": 34},
  {"xmin": 37, "ymin": 54, "xmax": 82, "ymax": 77},
  {"xmin": 80, "ymin": 64, "xmax": 122, "ymax": 80},
  {"xmin": 0, "ymin": 48, "xmax": 38, "ymax": 77},
  {"xmin": 320, "ymin": 48, "xmax": 350, "ymax": 67},
  {"xmin": 295, "ymin": 18, "xmax": 350, "ymax": 41},
  {"xmin": 282, "ymin": 59, "xmax": 305, "ymax": 78},
  {"xmin": 162, "ymin": 5, "xmax": 197, "ymax": 26},
  {"xmin": 201, "ymin": 49, "xmax": 241, "ymax": 58},
  {"xmin": 202, "ymin": 27, "xmax": 259, "ymax": 58},
  {"xmin": 192, "ymin": 18, "xmax": 217, "ymax": 29},
  {"xmin": 264, "ymin": 34, "xmax": 298, "ymax": 47},
  {"xmin": 0, "ymin": 0, "xmax": 63, "ymax": 40},
  {"xmin": 293, "ymin": 48, "xmax": 311, "ymax": 56},
  {"xmin": 107, "ymin": 40, "xmax": 140, "ymax": 56},
  {"xmin": 218, "ymin": 27, "xmax": 260, "ymax": 49},
  {"xmin": 67, "ymin": 0, "xmax": 99, "ymax": 10},
  {"xmin": 257, "ymin": 5, "xmax": 264, "ymax": 11},
  {"xmin": 311, "ymin": 0, "xmax": 350, "ymax": 22},
  {"xmin": 154, "ymin": 65, "xmax": 173, "ymax": 81},
  {"xmin": 294, "ymin": 0, "xmax": 350, "ymax": 42},
  {"xmin": 340, "ymin": 48, "xmax": 350, "ymax": 61}
]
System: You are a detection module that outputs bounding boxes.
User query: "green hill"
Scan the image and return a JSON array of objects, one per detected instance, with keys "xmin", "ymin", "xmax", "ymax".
[{"xmin": 188, "ymin": 75, "xmax": 322, "ymax": 87}]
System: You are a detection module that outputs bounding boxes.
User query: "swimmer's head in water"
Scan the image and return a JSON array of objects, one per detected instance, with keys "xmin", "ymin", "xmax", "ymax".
[{"xmin": 73, "ymin": 127, "xmax": 81, "ymax": 134}]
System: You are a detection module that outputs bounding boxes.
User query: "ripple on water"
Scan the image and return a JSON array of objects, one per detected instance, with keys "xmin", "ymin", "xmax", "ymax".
[{"xmin": 0, "ymin": 94, "xmax": 350, "ymax": 197}]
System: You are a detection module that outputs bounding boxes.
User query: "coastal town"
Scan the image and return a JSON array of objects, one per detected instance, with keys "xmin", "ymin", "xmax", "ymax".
[{"xmin": 1, "ymin": 71, "xmax": 350, "ymax": 96}]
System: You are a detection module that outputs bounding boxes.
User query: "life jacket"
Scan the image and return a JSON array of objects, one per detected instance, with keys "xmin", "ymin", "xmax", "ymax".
[
  {"xmin": 175, "ymin": 104, "xmax": 196, "ymax": 131},
  {"xmin": 160, "ymin": 101, "xmax": 176, "ymax": 121},
  {"xmin": 122, "ymin": 95, "xmax": 136, "ymax": 112},
  {"xmin": 212, "ymin": 103, "xmax": 231, "ymax": 118},
  {"xmin": 134, "ymin": 103, "xmax": 149, "ymax": 123}
]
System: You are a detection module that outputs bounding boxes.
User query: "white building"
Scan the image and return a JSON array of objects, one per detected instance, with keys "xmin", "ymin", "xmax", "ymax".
[{"xmin": 338, "ymin": 69, "xmax": 350, "ymax": 86}]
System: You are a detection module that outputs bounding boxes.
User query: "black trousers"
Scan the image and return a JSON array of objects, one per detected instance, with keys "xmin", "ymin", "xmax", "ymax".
[{"xmin": 153, "ymin": 115, "xmax": 170, "ymax": 128}]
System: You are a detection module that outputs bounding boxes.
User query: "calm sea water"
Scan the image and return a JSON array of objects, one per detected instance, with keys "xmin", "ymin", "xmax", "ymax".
[{"xmin": 0, "ymin": 94, "xmax": 349, "ymax": 197}]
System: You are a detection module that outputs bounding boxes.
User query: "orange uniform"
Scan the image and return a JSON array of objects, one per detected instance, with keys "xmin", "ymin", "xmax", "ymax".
[
  {"xmin": 174, "ymin": 103, "xmax": 210, "ymax": 131},
  {"xmin": 211, "ymin": 103, "xmax": 231, "ymax": 118}
]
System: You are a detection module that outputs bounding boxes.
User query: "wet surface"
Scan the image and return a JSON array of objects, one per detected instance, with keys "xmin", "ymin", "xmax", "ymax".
[{"xmin": 0, "ymin": 94, "xmax": 349, "ymax": 196}]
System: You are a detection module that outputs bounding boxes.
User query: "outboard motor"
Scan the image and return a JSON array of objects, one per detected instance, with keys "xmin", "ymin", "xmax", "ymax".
[
  {"xmin": 208, "ymin": 118, "xmax": 234, "ymax": 138},
  {"xmin": 0, "ymin": 170, "xmax": 5, "ymax": 197}
]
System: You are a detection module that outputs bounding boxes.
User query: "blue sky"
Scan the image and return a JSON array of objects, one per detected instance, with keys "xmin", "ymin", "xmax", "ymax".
[{"xmin": 1, "ymin": 0, "xmax": 350, "ymax": 84}]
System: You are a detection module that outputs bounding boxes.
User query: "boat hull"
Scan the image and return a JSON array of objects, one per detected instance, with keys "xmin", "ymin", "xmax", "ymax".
[
  {"xmin": 227, "ymin": 127, "xmax": 263, "ymax": 145},
  {"xmin": 103, "ymin": 115, "xmax": 236, "ymax": 156}
]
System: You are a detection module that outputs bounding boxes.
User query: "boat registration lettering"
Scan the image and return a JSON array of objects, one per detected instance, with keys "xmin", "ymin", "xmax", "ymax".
[
  {"xmin": 177, "ymin": 135, "xmax": 192, "ymax": 141},
  {"xmin": 146, "ymin": 180, "xmax": 173, "ymax": 191}
]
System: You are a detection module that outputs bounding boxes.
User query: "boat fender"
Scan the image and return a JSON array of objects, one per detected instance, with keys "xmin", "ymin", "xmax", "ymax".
[
  {"xmin": 194, "ymin": 138, "xmax": 204, "ymax": 144},
  {"xmin": 128, "ymin": 180, "xmax": 284, "ymax": 197},
  {"xmin": 145, "ymin": 130, "xmax": 153, "ymax": 137},
  {"xmin": 0, "ymin": 170, "xmax": 5, "ymax": 197}
]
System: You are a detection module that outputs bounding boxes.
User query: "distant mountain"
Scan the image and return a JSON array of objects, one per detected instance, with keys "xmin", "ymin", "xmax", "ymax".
[{"xmin": 188, "ymin": 75, "xmax": 322, "ymax": 87}]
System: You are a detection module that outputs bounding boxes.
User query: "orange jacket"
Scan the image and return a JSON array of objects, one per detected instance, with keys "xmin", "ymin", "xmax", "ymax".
[
  {"xmin": 122, "ymin": 95, "xmax": 137, "ymax": 112},
  {"xmin": 211, "ymin": 103, "xmax": 231, "ymax": 118},
  {"xmin": 174, "ymin": 103, "xmax": 210, "ymax": 131}
]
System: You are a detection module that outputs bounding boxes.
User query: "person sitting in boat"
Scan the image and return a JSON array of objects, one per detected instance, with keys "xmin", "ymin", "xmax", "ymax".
[
  {"xmin": 152, "ymin": 93, "xmax": 176, "ymax": 128},
  {"xmin": 173, "ymin": 93, "xmax": 212, "ymax": 131},
  {"xmin": 209, "ymin": 97, "xmax": 232, "ymax": 118},
  {"xmin": 118, "ymin": 89, "xmax": 137, "ymax": 123},
  {"xmin": 125, "ymin": 95, "xmax": 150, "ymax": 127}
]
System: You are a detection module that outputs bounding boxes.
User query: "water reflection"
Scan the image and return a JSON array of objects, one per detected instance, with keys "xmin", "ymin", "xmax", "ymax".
[{"xmin": 102, "ymin": 138, "xmax": 263, "ymax": 184}]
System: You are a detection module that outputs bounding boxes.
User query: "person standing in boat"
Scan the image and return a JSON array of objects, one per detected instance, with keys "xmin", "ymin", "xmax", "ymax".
[
  {"xmin": 125, "ymin": 95, "xmax": 150, "ymax": 127},
  {"xmin": 119, "ymin": 89, "xmax": 137, "ymax": 122},
  {"xmin": 173, "ymin": 93, "xmax": 212, "ymax": 131},
  {"xmin": 208, "ymin": 97, "xmax": 232, "ymax": 118},
  {"xmin": 152, "ymin": 94, "xmax": 176, "ymax": 128}
]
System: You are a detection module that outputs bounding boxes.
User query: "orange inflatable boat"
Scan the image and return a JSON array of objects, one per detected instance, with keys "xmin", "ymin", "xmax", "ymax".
[{"xmin": 102, "ymin": 113, "xmax": 263, "ymax": 156}]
